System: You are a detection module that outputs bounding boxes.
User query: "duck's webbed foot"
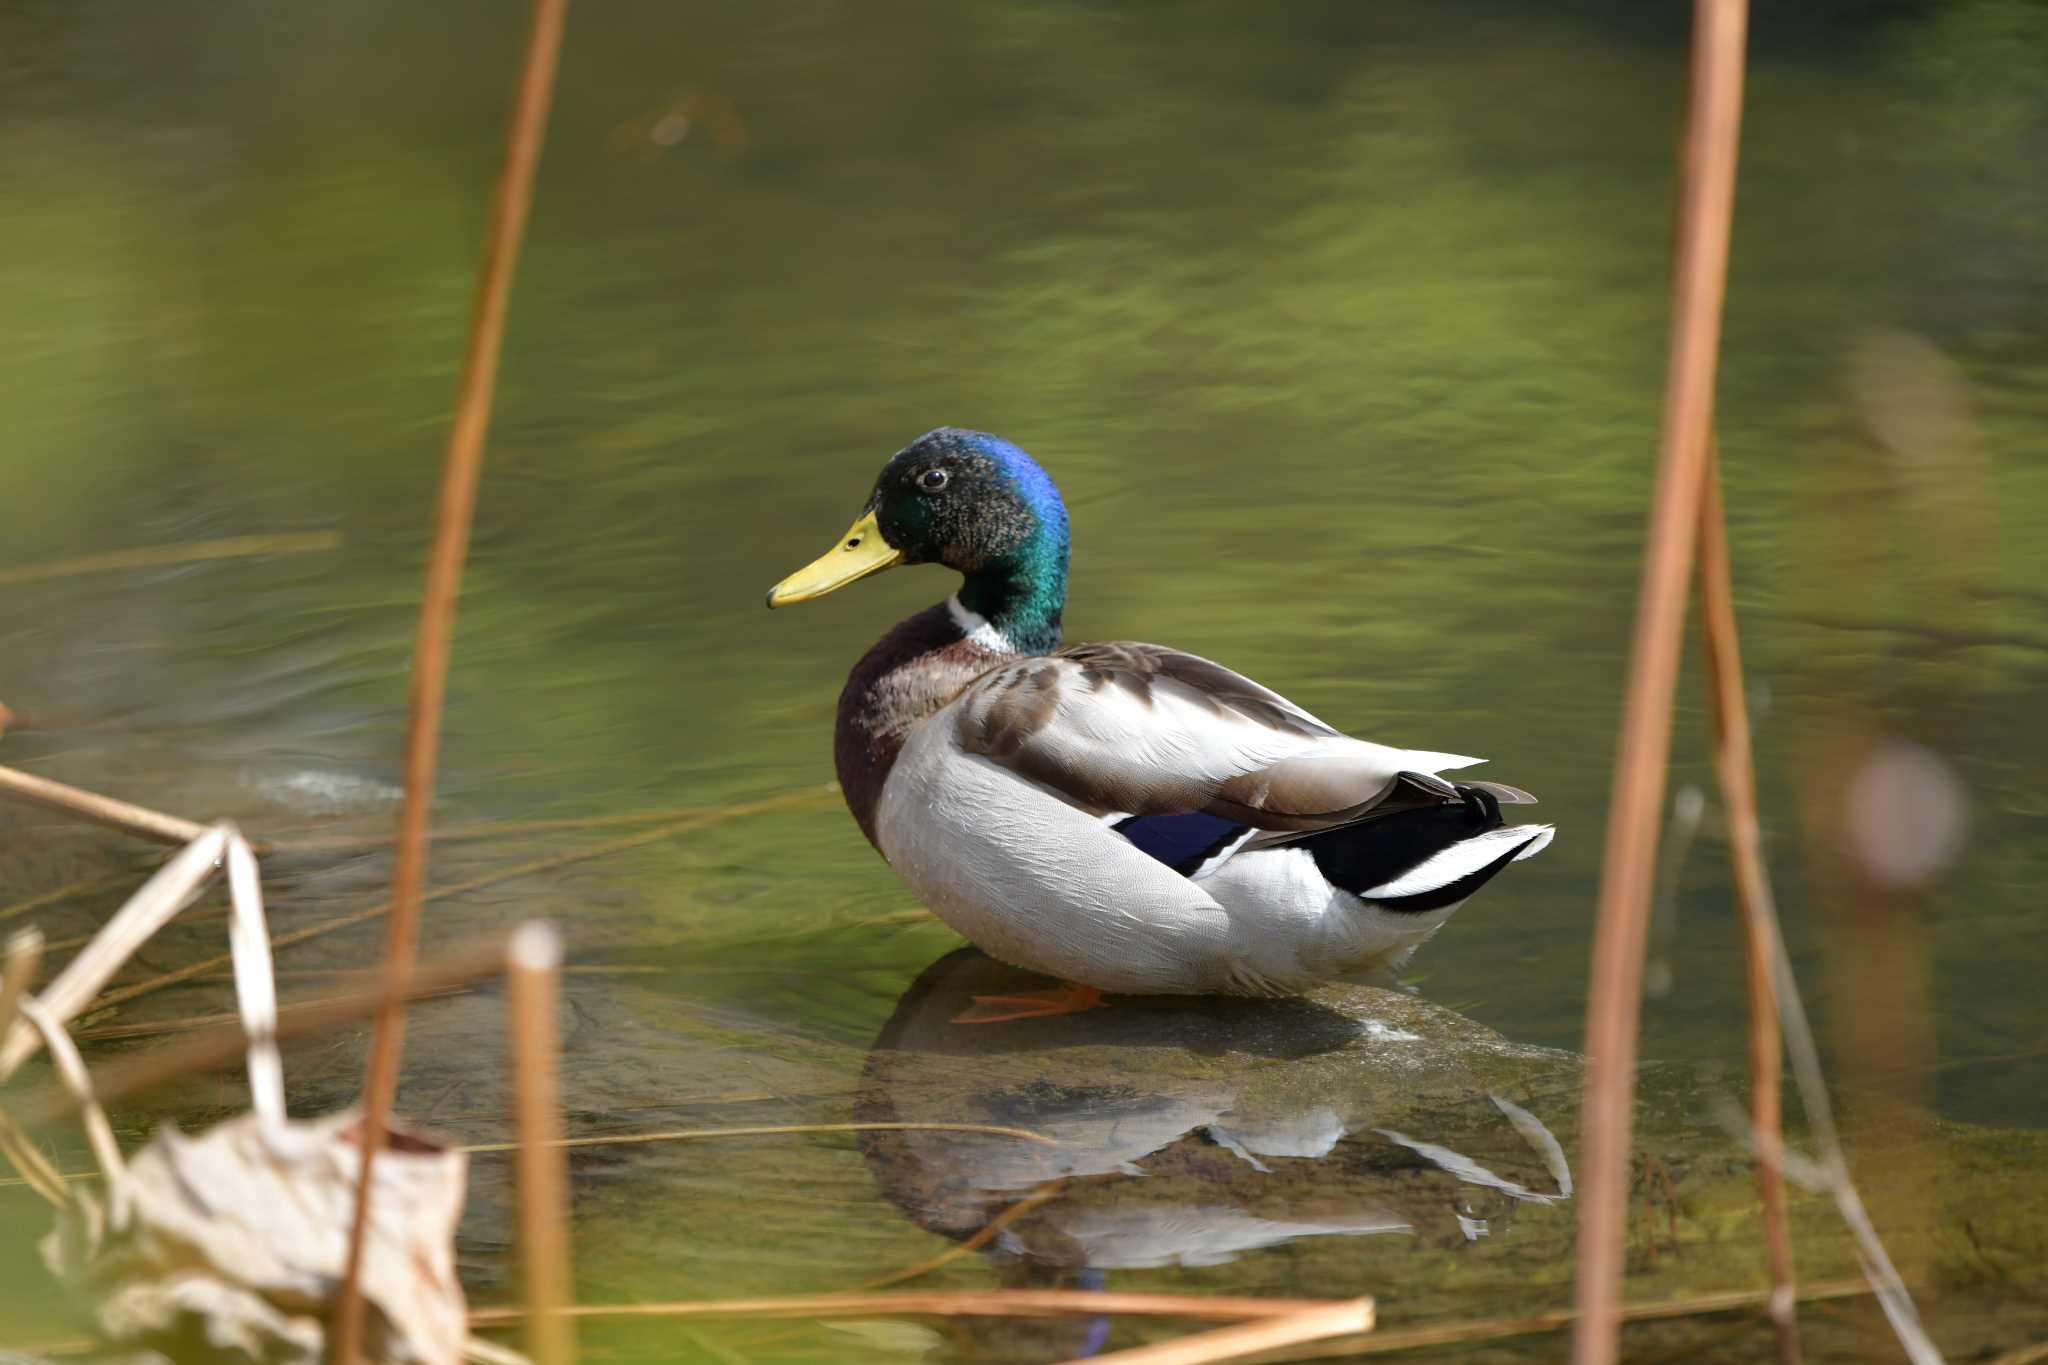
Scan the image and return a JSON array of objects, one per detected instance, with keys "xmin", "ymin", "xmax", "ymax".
[{"xmin": 951, "ymin": 983, "xmax": 1108, "ymax": 1025}]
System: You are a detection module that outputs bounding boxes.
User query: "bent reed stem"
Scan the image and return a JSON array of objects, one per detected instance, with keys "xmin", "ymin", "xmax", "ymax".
[{"xmin": 1572, "ymin": 1, "xmax": 1750, "ymax": 1361}]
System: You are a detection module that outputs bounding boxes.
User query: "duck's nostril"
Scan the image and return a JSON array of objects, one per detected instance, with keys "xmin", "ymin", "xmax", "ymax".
[{"xmin": 846, "ymin": 537, "xmax": 861, "ymax": 548}]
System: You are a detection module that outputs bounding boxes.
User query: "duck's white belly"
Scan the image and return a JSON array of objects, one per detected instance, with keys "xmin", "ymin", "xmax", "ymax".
[
  {"xmin": 1193, "ymin": 847, "xmax": 1464, "ymax": 979},
  {"xmin": 874, "ymin": 722, "xmax": 1232, "ymax": 992},
  {"xmin": 874, "ymin": 718, "xmax": 1448, "ymax": 994}
]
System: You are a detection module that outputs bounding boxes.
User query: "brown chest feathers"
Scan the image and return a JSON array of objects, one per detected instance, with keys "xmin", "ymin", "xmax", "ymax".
[{"xmin": 834, "ymin": 603, "xmax": 1012, "ymax": 848}]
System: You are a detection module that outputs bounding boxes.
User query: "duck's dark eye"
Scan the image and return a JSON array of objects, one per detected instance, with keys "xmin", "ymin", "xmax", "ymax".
[{"xmin": 918, "ymin": 467, "xmax": 949, "ymax": 493}]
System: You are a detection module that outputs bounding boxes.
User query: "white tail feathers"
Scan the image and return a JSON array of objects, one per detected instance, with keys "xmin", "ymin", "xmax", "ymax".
[
  {"xmin": 1361, "ymin": 823, "xmax": 1554, "ymax": 900},
  {"xmin": 1405, "ymin": 749, "xmax": 1485, "ymax": 775}
]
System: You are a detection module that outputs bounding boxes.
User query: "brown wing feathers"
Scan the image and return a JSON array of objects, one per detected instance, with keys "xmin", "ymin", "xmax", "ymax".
[
  {"xmin": 954, "ymin": 642, "xmax": 1448, "ymax": 832},
  {"xmin": 1057, "ymin": 642, "xmax": 1338, "ymax": 740}
]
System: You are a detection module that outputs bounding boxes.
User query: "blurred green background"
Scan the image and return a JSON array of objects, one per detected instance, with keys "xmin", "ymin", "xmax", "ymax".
[{"xmin": 2, "ymin": 0, "xmax": 2045, "ymax": 1359}]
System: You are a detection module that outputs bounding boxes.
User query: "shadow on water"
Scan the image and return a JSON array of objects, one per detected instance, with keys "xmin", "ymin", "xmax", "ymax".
[
  {"xmin": 857, "ymin": 949, "xmax": 1577, "ymax": 1290},
  {"xmin": 870, "ymin": 949, "xmax": 1369, "ymax": 1063},
  {"xmin": 837, "ymin": 948, "xmax": 1578, "ymax": 1359}
]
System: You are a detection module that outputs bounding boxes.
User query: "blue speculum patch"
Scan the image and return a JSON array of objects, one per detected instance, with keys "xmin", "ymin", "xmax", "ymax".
[{"xmin": 1114, "ymin": 810, "xmax": 1247, "ymax": 876}]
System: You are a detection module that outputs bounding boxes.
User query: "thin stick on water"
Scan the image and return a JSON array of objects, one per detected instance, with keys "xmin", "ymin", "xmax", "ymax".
[
  {"xmin": 13, "ymin": 934, "xmax": 513, "ymax": 1131},
  {"xmin": 68, "ymin": 985, "xmax": 471, "ymax": 1043},
  {"xmin": 6, "ymin": 1121, "xmax": 1059, "ymax": 1190},
  {"xmin": 1697, "ymin": 444, "xmax": 1800, "ymax": 1362},
  {"xmin": 507, "ymin": 924, "xmax": 575, "ymax": 1365},
  {"xmin": 1572, "ymin": 1, "xmax": 1748, "ymax": 1360},
  {"xmin": 1740, "ymin": 861, "xmax": 1944, "ymax": 1362},
  {"xmin": 459, "ymin": 1121, "xmax": 1058, "ymax": 1155},
  {"xmin": 856, "ymin": 1180, "xmax": 1066, "ymax": 1290},
  {"xmin": 271, "ymin": 793, "xmax": 840, "ymax": 854},
  {"xmin": 0, "ymin": 765, "xmax": 215, "ymax": 849},
  {"xmin": 467, "ymin": 1292, "xmax": 1361, "ymax": 1328},
  {"xmin": 71, "ymin": 789, "xmax": 836, "ymax": 1024},
  {"xmin": 223, "ymin": 833, "xmax": 286, "ymax": 1125},
  {"xmin": 0, "ymin": 875, "xmax": 137, "ymax": 928},
  {"xmin": 1258, "ymin": 1280, "xmax": 1878, "ymax": 1362},
  {"xmin": 326, "ymin": 1, "xmax": 569, "ymax": 1351},
  {"xmin": 0, "ymin": 531, "xmax": 340, "ymax": 589},
  {"xmin": 0, "ymin": 825, "xmax": 229, "ymax": 1080},
  {"xmin": 1060, "ymin": 1298, "xmax": 1374, "ymax": 1365}
]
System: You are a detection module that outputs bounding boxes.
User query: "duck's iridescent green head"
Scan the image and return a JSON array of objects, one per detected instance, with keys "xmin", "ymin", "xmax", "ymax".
[{"xmin": 767, "ymin": 428, "xmax": 1070, "ymax": 653}]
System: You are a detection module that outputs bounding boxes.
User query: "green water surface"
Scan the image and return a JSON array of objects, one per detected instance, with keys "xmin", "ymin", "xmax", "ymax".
[{"xmin": 3, "ymin": 2, "xmax": 2046, "ymax": 1360}]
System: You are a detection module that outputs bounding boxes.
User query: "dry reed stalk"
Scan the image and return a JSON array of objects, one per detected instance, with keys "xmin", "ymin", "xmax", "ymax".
[
  {"xmin": 1698, "ymin": 444, "xmax": 1800, "ymax": 1363},
  {"xmin": 12, "ymin": 933, "xmax": 511, "ymax": 1130},
  {"xmin": 0, "ymin": 531, "xmax": 340, "ymax": 589},
  {"xmin": 507, "ymin": 924, "xmax": 575, "ymax": 1365},
  {"xmin": 73, "ymin": 788, "xmax": 832, "ymax": 1029},
  {"xmin": 0, "ymin": 928, "xmax": 41, "ymax": 1032},
  {"xmin": 329, "ymin": 3, "xmax": 568, "ymax": 1351},
  {"xmin": 1059, "ymin": 1298, "xmax": 1374, "ymax": 1365},
  {"xmin": 0, "ymin": 765, "xmax": 214, "ymax": 848},
  {"xmin": 13, "ymin": 997, "xmax": 124, "ymax": 1183},
  {"xmin": 1260, "ymin": 1280, "xmax": 1876, "ymax": 1362},
  {"xmin": 856, "ymin": 1180, "xmax": 1066, "ymax": 1290},
  {"xmin": 1572, "ymin": 1, "xmax": 1748, "ymax": 1361},
  {"xmin": 1683, "ymin": 467, "xmax": 1940, "ymax": 1362},
  {"xmin": 224, "ymin": 834, "xmax": 286, "ymax": 1124},
  {"xmin": 0, "ymin": 929, "xmax": 69, "ymax": 1207},
  {"xmin": 468, "ymin": 1291, "xmax": 1357, "ymax": 1328},
  {"xmin": 1729, "ymin": 903, "xmax": 1943, "ymax": 1361},
  {"xmin": 0, "ymin": 826, "xmax": 229, "ymax": 1078},
  {"xmin": 0, "ymin": 1107, "xmax": 69, "ymax": 1205}
]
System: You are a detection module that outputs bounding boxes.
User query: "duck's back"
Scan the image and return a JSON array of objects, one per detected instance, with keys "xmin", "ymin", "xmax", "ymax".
[{"xmin": 857, "ymin": 632, "xmax": 1553, "ymax": 993}]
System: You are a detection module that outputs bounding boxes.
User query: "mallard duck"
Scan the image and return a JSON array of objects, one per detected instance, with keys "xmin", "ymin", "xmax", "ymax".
[{"xmin": 768, "ymin": 428, "xmax": 1552, "ymax": 1020}]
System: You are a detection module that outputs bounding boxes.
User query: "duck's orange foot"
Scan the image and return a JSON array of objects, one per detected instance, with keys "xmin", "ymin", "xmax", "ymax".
[{"xmin": 951, "ymin": 983, "xmax": 1108, "ymax": 1025}]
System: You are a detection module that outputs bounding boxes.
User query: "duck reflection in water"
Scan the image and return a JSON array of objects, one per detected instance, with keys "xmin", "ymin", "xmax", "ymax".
[{"xmin": 856, "ymin": 949, "xmax": 1577, "ymax": 1354}]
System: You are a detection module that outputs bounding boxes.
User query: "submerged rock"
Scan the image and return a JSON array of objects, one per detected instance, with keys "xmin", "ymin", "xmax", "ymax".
[{"xmin": 857, "ymin": 949, "xmax": 1583, "ymax": 1276}]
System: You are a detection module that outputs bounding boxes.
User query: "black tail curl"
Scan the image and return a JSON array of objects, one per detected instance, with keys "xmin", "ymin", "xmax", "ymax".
[{"xmin": 1302, "ymin": 780, "xmax": 1534, "ymax": 914}]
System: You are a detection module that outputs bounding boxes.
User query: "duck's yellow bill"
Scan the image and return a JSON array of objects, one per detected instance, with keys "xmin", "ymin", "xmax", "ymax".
[{"xmin": 766, "ymin": 510, "xmax": 903, "ymax": 607}]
